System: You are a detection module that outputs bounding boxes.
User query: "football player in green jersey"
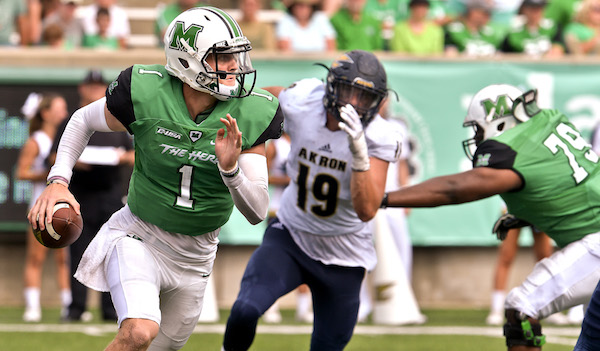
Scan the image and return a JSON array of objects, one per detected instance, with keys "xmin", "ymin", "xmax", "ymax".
[
  {"xmin": 28, "ymin": 6, "xmax": 282, "ymax": 351},
  {"xmin": 383, "ymin": 84, "xmax": 600, "ymax": 350}
]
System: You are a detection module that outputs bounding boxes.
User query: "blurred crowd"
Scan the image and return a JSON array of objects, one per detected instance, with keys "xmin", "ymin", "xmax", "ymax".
[{"xmin": 1, "ymin": 0, "xmax": 599, "ymax": 57}]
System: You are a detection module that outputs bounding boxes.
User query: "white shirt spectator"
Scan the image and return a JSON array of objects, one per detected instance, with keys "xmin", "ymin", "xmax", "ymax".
[
  {"xmin": 276, "ymin": 11, "xmax": 336, "ymax": 52},
  {"xmin": 80, "ymin": 3, "xmax": 130, "ymax": 41}
]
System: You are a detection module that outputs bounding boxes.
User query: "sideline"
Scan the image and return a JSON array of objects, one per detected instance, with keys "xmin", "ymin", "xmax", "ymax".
[{"xmin": 0, "ymin": 323, "xmax": 580, "ymax": 345}]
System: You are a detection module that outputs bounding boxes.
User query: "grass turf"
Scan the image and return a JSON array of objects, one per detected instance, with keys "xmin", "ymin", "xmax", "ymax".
[{"xmin": 0, "ymin": 307, "xmax": 578, "ymax": 350}]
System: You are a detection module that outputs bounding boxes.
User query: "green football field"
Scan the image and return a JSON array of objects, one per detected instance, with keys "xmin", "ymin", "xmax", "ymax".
[{"xmin": 0, "ymin": 307, "xmax": 579, "ymax": 350}]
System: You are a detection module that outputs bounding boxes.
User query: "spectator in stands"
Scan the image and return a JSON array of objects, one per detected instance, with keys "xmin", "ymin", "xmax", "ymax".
[
  {"xmin": 41, "ymin": 22, "xmax": 65, "ymax": 47},
  {"xmin": 322, "ymin": 0, "xmax": 343, "ymax": 15},
  {"xmin": 445, "ymin": 0, "xmax": 517, "ymax": 30},
  {"xmin": 500, "ymin": 0, "xmax": 564, "ymax": 57},
  {"xmin": 563, "ymin": 0, "xmax": 600, "ymax": 55},
  {"xmin": 444, "ymin": 0, "xmax": 504, "ymax": 56},
  {"xmin": 82, "ymin": 7, "xmax": 121, "ymax": 50},
  {"xmin": 276, "ymin": 0, "xmax": 336, "ymax": 52},
  {"xmin": 330, "ymin": 0, "xmax": 384, "ymax": 51},
  {"xmin": 42, "ymin": 0, "xmax": 84, "ymax": 49},
  {"xmin": 53, "ymin": 70, "xmax": 134, "ymax": 323},
  {"xmin": 364, "ymin": 0, "xmax": 407, "ymax": 50},
  {"xmin": 155, "ymin": 0, "xmax": 202, "ymax": 45},
  {"xmin": 237, "ymin": 0, "xmax": 277, "ymax": 51},
  {"xmin": 17, "ymin": 92, "xmax": 71, "ymax": 322},
  {"xmin": 81, "ymin": 0, "xmax": 130, "ymax": 49},
  {"xmin": 0, "ymin": 0, "xmax": 28, "ymax": 45},
  {"xmin": 24, "ymin": 0, "xmax": 43, "ymax": 45},
  {"xmin": 390, "ymin": 0, "xmax": 444, "ymax": 55},
  {"xmin": 544, "ymin": 0, "xmax": 580, "ymax": 31}
]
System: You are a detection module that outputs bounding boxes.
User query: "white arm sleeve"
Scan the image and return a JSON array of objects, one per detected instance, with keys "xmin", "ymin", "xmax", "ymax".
[
  {"xmin": 47, "ymin": 97, "xmax": 113, "ymax": 183},
  {"xmin": 220, "ymin": 153, "xmax": 269, "ymax": 225}
]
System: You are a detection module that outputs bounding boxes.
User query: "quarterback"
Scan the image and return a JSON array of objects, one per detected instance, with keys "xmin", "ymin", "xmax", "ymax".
[
  {"xmin": 384, "ymin": 84, "xmax": 600, "ymax": 351},
  {"xmin": 28, "ymin": 7, "xmax": 282, "ymax": 351},
  {"xmin": 222, "ymin": 50, "xmax": 402, "ymax": 351}
]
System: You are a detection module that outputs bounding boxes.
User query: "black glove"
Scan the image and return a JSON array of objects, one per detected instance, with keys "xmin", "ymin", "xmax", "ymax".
[{"xmin": 492, "ymin": 213, "xmax": 531, "ymax": 241}]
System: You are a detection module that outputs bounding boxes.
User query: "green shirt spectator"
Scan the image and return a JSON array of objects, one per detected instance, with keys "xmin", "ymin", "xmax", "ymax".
[
  {"xmin": 444, "ymin": 1, "xmax": 504, "ymax": 56},
  {"xmin": 544, "ymin": 0, "xmax": 581, "ymax": 29},
  {"xmin": 391, "ymin": 21, "xmax": 444, "ymax": 53},
  {"xmin": 330, "ymin": 0, "xmax": 384, "ymax": 51},
  {"xmin": 390, "ymin": 0, "xmax": 444, "ymax": 54},
  {"xmin": 365, "ymin": 0, "xmax": 410, "ymax": 22},
  {"xmin": 155, "ymin": 0, "xmax": 204, "ymax": 45},
  {"xmin": 82, "ymin": 33, "xmax": 120, "ymax": 49},
  {"xmin": 502, "ymin": 18, "xmax": 563, "ymax": 54},
  {"xmin": 501, "ymin": 0, "xmax": 564, "ymax": 56}
]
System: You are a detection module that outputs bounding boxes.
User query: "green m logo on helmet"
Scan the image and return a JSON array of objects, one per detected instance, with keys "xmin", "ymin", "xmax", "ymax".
[
  {"xmin": 169, "ymin": 21, "xmax": 204, "ymax": 51},
  {"xmin": 481, "ymin": 95, "xmax": 513, "ymax": 120}
]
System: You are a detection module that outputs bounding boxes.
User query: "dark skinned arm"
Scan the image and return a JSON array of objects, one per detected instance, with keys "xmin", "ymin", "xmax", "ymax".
[{"xmin": 386, "ymin": 167, "xmax": 522, "ymax": 208}]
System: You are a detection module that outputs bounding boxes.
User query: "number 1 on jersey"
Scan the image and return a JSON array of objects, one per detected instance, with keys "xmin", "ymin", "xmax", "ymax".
[{"xmin": 176, "ymin": 165, "xmax": 194, "ymax": 208}]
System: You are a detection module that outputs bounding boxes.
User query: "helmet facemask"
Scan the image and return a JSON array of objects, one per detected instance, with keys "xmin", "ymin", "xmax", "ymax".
[
  {"xmin": 321, "ymin": 50, "xmax": 389, "ymax": 127},
  {"xmin": 177, "ymin": 37, "xmax": 256, "ymax": 100},
  {"xmin": 329, "ymin": 78, "xmax": 386, "ymax": 126},
  {"xmin": 462, "ymin": 122, "xmax": 484, "ymax": 160}
]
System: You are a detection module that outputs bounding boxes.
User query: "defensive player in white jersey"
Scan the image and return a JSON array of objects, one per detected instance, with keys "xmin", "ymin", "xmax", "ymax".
[
  {"xmin": 222, "ymin": 50, "xmax": 402, "ymax": 351},
  {"xmin": 28, "ymin": 7, "xmax": 282, "ymax": 351}
]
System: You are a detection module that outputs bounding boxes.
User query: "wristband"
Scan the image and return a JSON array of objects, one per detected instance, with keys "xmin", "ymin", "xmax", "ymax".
[
  {"xmin": 380, "ymin": 193, "xmax": 389, "ymax": 209},
  {"xmin": 218, "ymin": 161, "xmax": 240, "ymax": 178},
  {"xmin": 46, "ymin": 176, "xmax": 69, "ymax": 187}
]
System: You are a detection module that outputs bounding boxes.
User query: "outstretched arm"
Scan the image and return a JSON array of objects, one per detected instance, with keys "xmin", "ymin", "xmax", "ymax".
[{"xmin": 386, "ymin": 167, "xmax": 522, "ymax": 208}]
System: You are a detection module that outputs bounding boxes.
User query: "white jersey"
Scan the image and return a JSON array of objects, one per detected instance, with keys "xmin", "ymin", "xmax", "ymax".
[
  {"xmin": 29, "ymin": 131, "xmax": 52, "ymax": 209},
  {"xmin": 277, "ymin": 78, "xmax": 401, "ymax": 270}
]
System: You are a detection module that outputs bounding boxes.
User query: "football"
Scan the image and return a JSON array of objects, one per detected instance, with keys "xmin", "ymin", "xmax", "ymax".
[{"xmin": 32, "ymin": 202, "xmax": 83, "ymax": 249}]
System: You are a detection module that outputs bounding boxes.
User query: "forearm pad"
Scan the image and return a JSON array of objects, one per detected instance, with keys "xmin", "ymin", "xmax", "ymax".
[
  {"xmin": 220, "ymin": 153, "xmax": 269, "ymax": 225},
  {"xmin": 47, "ymin": 98, "xmax": 112, "ymax": 183}
]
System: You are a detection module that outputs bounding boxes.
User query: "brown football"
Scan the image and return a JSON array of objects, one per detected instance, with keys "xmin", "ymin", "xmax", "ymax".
[{"xmin": 32, "ymin": 202, "xmax": 83, "ymax": 248}]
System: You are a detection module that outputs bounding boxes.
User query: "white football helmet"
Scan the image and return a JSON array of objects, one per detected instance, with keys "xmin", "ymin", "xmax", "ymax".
[
  {"xmin": 164, "ymin": 7, "xmax": 256, "ymax": 100},
  {"xmin": 462, "ymin": 84, "xmax": 524, "ymax": 160}
]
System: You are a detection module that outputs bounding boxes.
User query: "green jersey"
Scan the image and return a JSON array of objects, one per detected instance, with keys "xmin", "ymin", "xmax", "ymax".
[
  {"xmin": 330, "ymin": 9, "xmax": 384, "ymax": 51},
  {"xmin": 500, "ymin": 18, "xmax": 563, "ymax": 55},
  {"xmin": 472, "ymin": 109, "xmax": 600, "ymax": 248},
  {"xmin": 106, "ymin": 64, "xmax": 282, "ymax": 235},
  {"xmin": 444, "ymin": 21, "xmax": 504, "ymax": 55}
]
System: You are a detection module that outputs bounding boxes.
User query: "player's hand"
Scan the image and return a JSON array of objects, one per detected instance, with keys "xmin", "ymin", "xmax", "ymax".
[
  {"xmin": 215, "ymin": 113, "xmax": 242, "ymax": 172},
  {"xmin": 492, "ymin": 213, "xmax": 531, "ymax": 241},
  {"xmin": 338, "ymin": 104, "xmax": 369, "ymax": 172},
  {"xmin": 28, "ymin": 183, "xmax": 79, "ymax": 232}
]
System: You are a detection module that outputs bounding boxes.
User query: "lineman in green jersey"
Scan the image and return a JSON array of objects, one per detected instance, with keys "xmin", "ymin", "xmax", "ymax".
[
  {"xmin": 28, "ymin": 7, "xmax": 283, "ymax": 351},
  {"xmin": 383, "ymin": 84, "xmax": 600, "ymax": 350}
]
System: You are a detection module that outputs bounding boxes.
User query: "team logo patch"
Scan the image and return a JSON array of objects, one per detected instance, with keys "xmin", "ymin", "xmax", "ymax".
[
  {"xmin": 475, "ymin": 153, "xmax": 491, "ymax": 167},
  {"xmin": 168, "ymin": 22, "xmax": 203, "ymax": 52},
  {"xmin": 108, "ymin": 80, "xmax": 118, "ymax": 95},
  {"xmin": 156, "ymin": 126, "xmax": 182, "ymax": 140},
  {"xmin": 189, "ymin": 130, "xmax": 203, "ymax": 142},
  {"xmin": 481, "ymin": 95, "xmax": 513, "ymax": 120}
]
